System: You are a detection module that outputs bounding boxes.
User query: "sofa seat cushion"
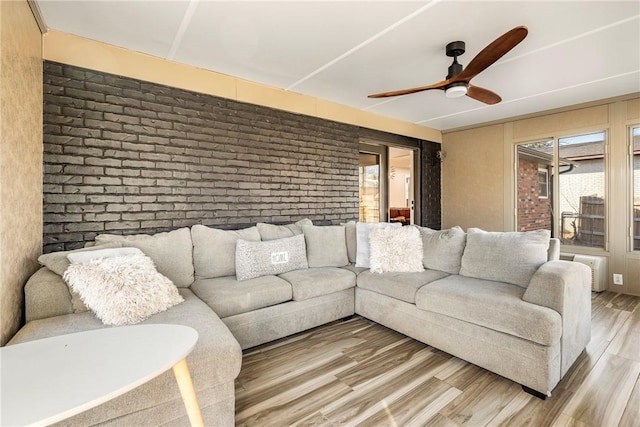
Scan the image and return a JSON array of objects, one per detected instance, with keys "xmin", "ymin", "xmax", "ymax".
[
  {"xmin": 190, "ymin": 275, "xmax": 292, "ymax": 318},
  {"xmin": 278, "ymin": 267, "xmax": 356, "ymax": 301},
  {"xmin": 9, "ymin": 288, "xmax": 242, "ymax": 387},
  {"xmin": 357, "ymin": 269, "xmax": 449, "ymax": 304},
  {"xmin": 415, "ymin": 275, "xmax": 562, "ymax": 346},
  {"xmin": 341, "ymin": 264, "xmax": 368, "ymax": 276}
]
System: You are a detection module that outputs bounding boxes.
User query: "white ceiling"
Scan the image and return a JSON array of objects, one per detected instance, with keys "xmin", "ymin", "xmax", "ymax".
[{"xmin": 37, "ymin": 0, "xmax": 640, "ymax": 131}]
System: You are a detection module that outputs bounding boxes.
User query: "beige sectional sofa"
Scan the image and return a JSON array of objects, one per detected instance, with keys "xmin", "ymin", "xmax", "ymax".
[{"xmin": 8, "ymin": 220, "xmax": 592, "ymax": 425}]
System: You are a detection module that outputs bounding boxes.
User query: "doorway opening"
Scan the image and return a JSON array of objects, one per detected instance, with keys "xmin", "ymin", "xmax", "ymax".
[
  {"xmin": 388, "ymin": 147, "xmax": 415, "ymax": 225},
  {"xmin": 359, "ymin": 143, "xmax": 417, "ymax": 224}
]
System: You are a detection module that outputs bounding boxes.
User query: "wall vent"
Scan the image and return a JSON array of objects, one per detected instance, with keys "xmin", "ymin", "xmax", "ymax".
[{"xmin": 559, "ymin": 253, "xmax": 607, "ymax": 292}]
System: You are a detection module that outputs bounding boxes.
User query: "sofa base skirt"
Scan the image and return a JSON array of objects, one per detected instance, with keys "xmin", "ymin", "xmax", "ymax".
[
  {"xmin": 355, "ymin": 288, "xmax": 561, "ymax": 395},
  {"xmin": 223, "ymin": 288, "xmax": 355, "ymax": 350}
]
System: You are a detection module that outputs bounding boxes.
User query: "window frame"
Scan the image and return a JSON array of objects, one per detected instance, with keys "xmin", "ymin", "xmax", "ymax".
[
  {"xmin": 630, "ymin": 125, "xmax": 640, "ymax": 251},
  {"xmin": 514, "ymin": 129, "xmax": 609, "ymax": 250},
  {"xmin": 537, "ymin": 168, "xmax": 549, "ymax": 199}
]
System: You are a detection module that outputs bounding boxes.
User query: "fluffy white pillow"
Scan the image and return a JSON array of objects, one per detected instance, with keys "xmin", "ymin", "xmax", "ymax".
[
  {"xmin": 63, "ymin": 254, "xmax": 184, "ymax": 326},
  {"xmin": 355, "ymin": 222, "xmax": 402, "ymax": 268},
  {"xmin": 67, "ymin": 247, "xmax": 143, "ymax": 264},
  {"xmin": 235, "ymin": 234, "xmax": 308, "ymax": 281},
  {"xmin": 369, "ymin": 226, "xmax": 424, "ymax": 274}
]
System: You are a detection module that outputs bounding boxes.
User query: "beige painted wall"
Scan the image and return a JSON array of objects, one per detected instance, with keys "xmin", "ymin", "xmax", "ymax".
[
  {"xmin": 441, "ymin": 123, "xmax": 505, "ymax": 231},
  {"xmin": 442, "ymin": 97, "xmax": 640, "ymax": 295},
  {"xmin": 43, "ymin": 30, "xmax": 442, "ymax": 144},
  {"xmin": 0, "ymin": 0, "xmax": 43, "ymax": 344},
  {"xmin": 389, "ymin": 167, "xmax": 410, "ymax": 208}
]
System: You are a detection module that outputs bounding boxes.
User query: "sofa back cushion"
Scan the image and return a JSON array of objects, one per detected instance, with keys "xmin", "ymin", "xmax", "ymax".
[
  {"xmin": 191, "ymin": 224, "xmax": 261, "ymax": 279},
  {"xmin": 459, "ymin": 228, "xmax": 550, "ymax": 288},
  {"xmin": 302, "ymin": 225, "xmax": 349, "ymax": 268},
  {"xmin": 235, "ymin": 234, "xmax": 308, "ymax": 281},
  {"xmin": 95, "ymin": 228, "xmax": 195, "ymax": 287},
  {"xmin": 38, "ymin": 242, "xmax": 122, "ymax": 276},
  {"xmin": 548, "ymin": 238, "xmax": 560, "ymax": 261},
  {"xmin": 419, "ymin": 226, "xmax": 467, "ymax": 274},
  {"xmin": 344, "ymin": 221, "xmax": 357, "ymax": 264},
  {"xmin": 256, "ymin": 219, "xmax": 312, "ymax": 241}
]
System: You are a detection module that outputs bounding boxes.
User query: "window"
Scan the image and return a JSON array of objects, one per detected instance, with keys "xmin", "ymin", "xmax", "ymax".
[
  {"xmin": 516, "ymin": 131, "xmax": 607, "ymax": 249},
  {"xmin": 632, "ymin": 126, "xmax": 640, "ymax": 250},
  {"xmin": 538, "ymin": 168, "xmax": 549, "ymax": 199},
  {"xmin": 559, "ymin": 132, "xmax": 606, "ymax": 248},
  {"xmin": 516, "ymin": 140, "xmax": 554, "ymax": 233}
]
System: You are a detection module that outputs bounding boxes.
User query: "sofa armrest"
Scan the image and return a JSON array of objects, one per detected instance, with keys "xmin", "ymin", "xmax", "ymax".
[
  {"xmin": 25, "ymin": 267, "xmax": 74, "ymax": 322},
  {"xmin": 523, "ymin": 260, "xmax": 591, "ymax": 376}
]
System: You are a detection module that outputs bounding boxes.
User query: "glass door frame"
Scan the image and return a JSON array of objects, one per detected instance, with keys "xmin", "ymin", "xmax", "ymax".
[
  {"xmin": 359, "ymin": 141, "xmax": 422, "ymax": 225},
  {"xmin": 359, "ymin": 143, "xmax": 388, "ymax": 222}
]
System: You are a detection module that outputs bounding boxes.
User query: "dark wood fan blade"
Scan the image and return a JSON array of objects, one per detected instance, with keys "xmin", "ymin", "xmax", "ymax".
[
  {"xmin": 368, "ymin": 80, "xmax": 449, "ymax": 98},
  {"xmin": 456, "ymin": 26, "xmax": 528, "ymax": 83},
  {"xmin": 466, "ymin": 85, "xmax": 501, "ymax": 104}
]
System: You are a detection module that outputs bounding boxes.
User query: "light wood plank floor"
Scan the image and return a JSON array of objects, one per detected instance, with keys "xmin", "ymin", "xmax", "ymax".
[{"xmin": 235, "ymin": 291, "xmax": 640, "ymax": 426}]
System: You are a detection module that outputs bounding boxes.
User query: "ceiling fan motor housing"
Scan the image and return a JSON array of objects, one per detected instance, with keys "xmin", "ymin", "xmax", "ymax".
[
  {"xmin": 447, "ymin": 61, "xmax": 464, "ymax": 79},
  {"xmin": 445, "ymin": 41, "xmax": 465, "ymax": 79}
]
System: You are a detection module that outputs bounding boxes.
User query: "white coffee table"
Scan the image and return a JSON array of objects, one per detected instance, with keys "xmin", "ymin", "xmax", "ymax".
[{"xmin": 0, "ymin": 324, "xmax": 203, "ymax": 427}]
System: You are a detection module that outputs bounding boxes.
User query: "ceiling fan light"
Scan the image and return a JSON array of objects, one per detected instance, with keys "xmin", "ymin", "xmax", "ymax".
[{"xmin": 445, "ymin": 84, "xmax": 468, "ymax": 99}]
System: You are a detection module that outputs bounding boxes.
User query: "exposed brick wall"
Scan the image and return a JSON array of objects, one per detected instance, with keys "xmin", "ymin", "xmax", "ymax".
[
  {"xmin": 517, "ymin": 159, "xmax": 551, "ymax": 231},
  {"xmin": 43, "ymin": 61, "xmax": 440, "ymax": 252}
]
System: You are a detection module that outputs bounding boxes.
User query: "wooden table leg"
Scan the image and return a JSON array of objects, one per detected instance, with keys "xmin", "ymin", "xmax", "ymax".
[{"xmin": 172, "ymin": 358, "xmax": 204, "ymax": 427}]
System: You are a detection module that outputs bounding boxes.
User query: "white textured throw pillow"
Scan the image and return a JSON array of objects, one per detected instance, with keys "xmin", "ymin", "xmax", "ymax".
[
  {"xmin": 369, "ymin": 226, "xmax": 424, "ymax": 274},
  {"xmin": 355, "ymin": 222, "xmax": 402, "ymax": 268},
  {"xmin": 63, "ymin": 254, "xmax": 184, "ymax": 326},
  {"xmin": 235, "ymin": 234, "xmax": 308, "ymax": 281},
  {"xmin": 67, "ymin": 247, "xmax": 143, "ymax": 264}
]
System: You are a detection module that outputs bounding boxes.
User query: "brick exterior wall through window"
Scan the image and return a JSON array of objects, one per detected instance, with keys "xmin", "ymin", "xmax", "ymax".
[{"xmin": 517, "ymin": 158, "xmax": 551, "ymax": 232}]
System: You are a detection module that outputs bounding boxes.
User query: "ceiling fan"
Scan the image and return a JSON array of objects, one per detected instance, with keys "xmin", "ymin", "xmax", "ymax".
[{"xmin": 368, "ymin": 25, "xmax": 528, "ymax": 105}]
